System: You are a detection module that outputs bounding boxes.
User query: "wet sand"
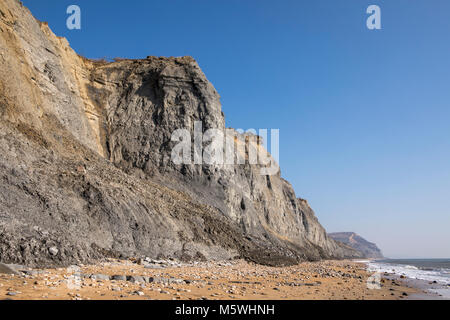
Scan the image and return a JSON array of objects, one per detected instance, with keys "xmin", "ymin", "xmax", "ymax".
[
  {"xmin": 0, "ymin": 259, "xmax": 422, "ymax": 300},
  {"xmin": 383, "ymin": 274, "xmax": 449, "ymax": 300}
]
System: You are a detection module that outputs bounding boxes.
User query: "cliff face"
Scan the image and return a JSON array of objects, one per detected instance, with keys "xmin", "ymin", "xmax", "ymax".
[
  {"xmin": 328, "ymin": 233, "xmax": 383, "ymax": 259},
  {"xmin": 0, "ymin": 0, "xmax": 360, "ymax": 267}
]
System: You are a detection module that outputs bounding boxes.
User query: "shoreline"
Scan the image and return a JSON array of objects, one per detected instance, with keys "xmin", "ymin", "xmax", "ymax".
[
  {"xmin": 0, "ymin": 259, "xmax": 426, "ymax": 300},
  {"xmin": 356, "ymin": 259, "xmax": 449, "ymax": 300}
]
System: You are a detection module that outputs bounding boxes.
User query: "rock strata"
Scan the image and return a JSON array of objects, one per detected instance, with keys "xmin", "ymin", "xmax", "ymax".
[{"xmin": 0, "ymin": 0, "xmax": 360, "ymax": 267}]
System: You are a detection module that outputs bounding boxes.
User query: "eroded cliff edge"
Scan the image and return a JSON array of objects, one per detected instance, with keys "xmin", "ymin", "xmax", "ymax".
[{"xmin": 0, "ymin": 0, "xmax": 360, "ymax": 267}]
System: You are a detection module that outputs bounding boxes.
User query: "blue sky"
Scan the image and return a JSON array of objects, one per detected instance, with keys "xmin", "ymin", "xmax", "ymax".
[{"xmin": 22, "ymin": 0, "xmax": 450, "ymax": 258}]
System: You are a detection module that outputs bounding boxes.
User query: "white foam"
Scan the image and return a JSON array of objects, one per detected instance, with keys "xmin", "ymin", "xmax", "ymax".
[
  {"xmin": 403, "ymin": 265, "xmax": 419, "ymax": 270},
  {"xmin": 353, "ymin": 259, "xmax": 371, "ymax": 263},
  {"xmin": 367, "ymin": 261, "xmax": 450, "ymax": 285}
]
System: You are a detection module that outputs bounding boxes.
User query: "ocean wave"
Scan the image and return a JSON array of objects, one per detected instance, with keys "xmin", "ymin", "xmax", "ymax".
[
  {"xmin": 403, "ymin": 265, "xmax": 419, "ymax": 270},
  {"xmin": 367, "ymin": 261, "xmax": 450, "ymax": 285}
]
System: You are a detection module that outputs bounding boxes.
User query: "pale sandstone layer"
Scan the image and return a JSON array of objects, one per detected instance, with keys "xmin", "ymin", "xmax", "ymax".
[{"xmin": 0, "ymin": 0, "xmax": 360, "ymax": 268}]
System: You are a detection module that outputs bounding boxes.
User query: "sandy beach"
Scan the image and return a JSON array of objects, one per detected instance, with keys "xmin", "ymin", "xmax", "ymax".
[{"xmin": 0, "ymin": 259, "xmax": 425, "ymax": 300}]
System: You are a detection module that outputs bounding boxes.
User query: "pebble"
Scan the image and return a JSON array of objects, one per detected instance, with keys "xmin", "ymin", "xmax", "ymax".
[
  {"xmin": 144, "ymin": 264, "xmax": 163, "ymax": 269},
  {"xmin": 148, "ymin": 277, "xmax": 171, "ymax": 284},
  {"xmin": 127, "ymin": 275, "xmax": 145, "ymax": 283},
  {"xmin": 91, "ymin": 274, "xmax": 111, "ymax": 281}
]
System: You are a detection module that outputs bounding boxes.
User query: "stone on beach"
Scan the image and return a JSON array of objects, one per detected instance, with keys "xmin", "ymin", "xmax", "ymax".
[
  {"xmin": 111, "ymin": 275, "xmax": 127, "ymax": 281},
  {"xmin": 91, "ymin": 274, "xmax": 111, "ymax": 281},
  {"xmin": 127, "ymin": 275, "xmax": 145, "ymax": 283}
]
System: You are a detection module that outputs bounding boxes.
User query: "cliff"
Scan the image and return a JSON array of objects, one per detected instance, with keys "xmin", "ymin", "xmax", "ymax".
[
  {"xmin": 328, "ymin": 232, "xmax": 383, "ymax": 259},
  {"xmin": 0, "ymin": 0, "xmax": 360, "ymax": 267}
]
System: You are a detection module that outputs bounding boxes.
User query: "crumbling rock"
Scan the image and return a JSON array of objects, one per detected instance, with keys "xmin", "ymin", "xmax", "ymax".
[{"xmin": 0, "ymin": 0, "xmax": 360, "ymax": 268}]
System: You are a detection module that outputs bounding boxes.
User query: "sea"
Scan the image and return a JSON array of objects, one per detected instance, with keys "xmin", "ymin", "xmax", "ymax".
[{"xmin": 365, "ymin": 258, "xmax": 450, "ymax": 299}]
